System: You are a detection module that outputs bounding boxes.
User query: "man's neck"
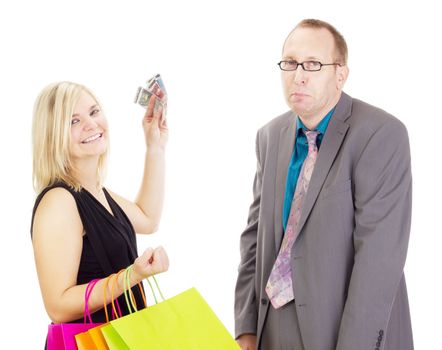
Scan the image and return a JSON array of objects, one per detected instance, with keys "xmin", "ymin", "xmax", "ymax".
[{"xmin": 298, "ymin": 92, "xmax": 341, "ymax": 130}]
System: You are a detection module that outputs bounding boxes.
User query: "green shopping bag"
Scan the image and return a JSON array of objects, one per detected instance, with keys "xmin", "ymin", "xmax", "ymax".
[
  {"xmin": 85, "ymin": 269, "xmax": 146, "ymax": 350},
  {"xmin": 101, "ymin": 267, "xmax": 239, "ymax": 349}
]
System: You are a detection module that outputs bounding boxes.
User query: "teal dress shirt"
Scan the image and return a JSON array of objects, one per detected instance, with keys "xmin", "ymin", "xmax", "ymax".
[{"xmin": 282, "ymin": 108, "xmax": 335, "ymax": 231}]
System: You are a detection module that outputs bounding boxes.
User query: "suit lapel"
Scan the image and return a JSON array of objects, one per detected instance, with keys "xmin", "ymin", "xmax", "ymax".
[
  {"xmin": 294, "ymin": 93, "xmax": 352, "ymax": 242},
  {"xmin": 274, "ymin": 113, "xmax": 297, "ymax": 252}
]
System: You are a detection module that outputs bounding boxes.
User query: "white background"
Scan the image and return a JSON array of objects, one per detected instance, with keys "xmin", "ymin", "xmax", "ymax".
[{"xmin": 1, "ymin": 0, "xmax": 440, "ymax": 348}]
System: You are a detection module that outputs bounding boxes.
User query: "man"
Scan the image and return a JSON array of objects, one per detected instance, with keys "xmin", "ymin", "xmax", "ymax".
[{"xmin": 235, "ymin": 19, "xmax": 413, "ymax": 350}]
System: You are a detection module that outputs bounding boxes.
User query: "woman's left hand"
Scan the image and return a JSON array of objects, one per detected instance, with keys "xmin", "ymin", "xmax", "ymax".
[
  {"xmin": 142, "ymin": 95, "xmax": 168, "ymax": 149},
  {"xmin": 132, "ymin": 246, "xmax": 169, "ymax": 280}
]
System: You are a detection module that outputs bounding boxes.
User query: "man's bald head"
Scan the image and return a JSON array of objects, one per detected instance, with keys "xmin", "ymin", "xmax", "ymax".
[{"xmin": 283, "ymin": 19, "xmax": 348, "ymax": 65}]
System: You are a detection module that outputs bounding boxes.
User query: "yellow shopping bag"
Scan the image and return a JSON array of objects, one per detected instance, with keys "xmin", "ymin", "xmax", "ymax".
[{"xmin": 101, "ymin": 267, "xmax": 240, "ymax": 350}]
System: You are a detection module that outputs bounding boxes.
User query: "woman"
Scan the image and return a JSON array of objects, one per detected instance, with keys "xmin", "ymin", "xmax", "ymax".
[{"xmin": 30, "ymin": 81, "xmax": 169, "ymax": 344}]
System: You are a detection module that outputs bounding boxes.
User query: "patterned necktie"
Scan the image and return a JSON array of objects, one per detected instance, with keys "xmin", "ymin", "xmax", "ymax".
[{"xmin": 265, "ymin": 130, "xmax": 319, "ymax": 309}]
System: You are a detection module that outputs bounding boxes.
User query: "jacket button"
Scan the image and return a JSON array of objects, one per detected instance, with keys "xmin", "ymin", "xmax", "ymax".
[
  {"xmin": 261, "ymin": 298, "xmax": 268, "ymax": 305},
  {"xmin": 379, "ymin": 330, "xmax": 384, "ymax": 336},
  {"xmin": 378, "ymin": 335, "xmax": 382, "ymax": 342}
]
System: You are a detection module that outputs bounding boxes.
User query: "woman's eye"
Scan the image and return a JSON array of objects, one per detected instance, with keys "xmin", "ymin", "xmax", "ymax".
[
  {"xmin": 71, "ymin": 118, "xmax": 80, "ymax": 125},
  {"xmin": 91, "ymin": 108, "xmax": 100, "ymax": 116}
]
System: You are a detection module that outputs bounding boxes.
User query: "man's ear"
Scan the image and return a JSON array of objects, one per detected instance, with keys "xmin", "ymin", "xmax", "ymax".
[{"xmin": 336, "ymin": 65, "xmax": 349, "ymax": 90}]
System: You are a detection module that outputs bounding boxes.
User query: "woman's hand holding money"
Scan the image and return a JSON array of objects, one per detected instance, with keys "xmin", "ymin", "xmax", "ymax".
[{"xmin": 143, "ymin": 95, "xmax": 168, "ymax": 150}]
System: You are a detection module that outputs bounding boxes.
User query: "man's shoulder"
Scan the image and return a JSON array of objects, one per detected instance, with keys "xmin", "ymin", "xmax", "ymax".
[
  {"xmin": 257, "ymin": 110, "xmax": 295, "ymax": 136},
  {"xmin": 341, "ymin": 94, "xmax": 409, "ymax": 149},
  {"xmin": 347, "ymin": 95, "xmax": 406, "ymax": 131}
]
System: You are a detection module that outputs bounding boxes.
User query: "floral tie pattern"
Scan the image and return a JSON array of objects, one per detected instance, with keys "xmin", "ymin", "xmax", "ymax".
[{"xmin": 265, "ymin": 130, "xmax": 319, "ymax": 309}]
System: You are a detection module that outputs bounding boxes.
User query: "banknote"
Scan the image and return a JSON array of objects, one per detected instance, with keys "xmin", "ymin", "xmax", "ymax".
[
  {"xmin": 147, "ymin": 74, "xmax": 167, "ymax": 96},
  {"xmin": 148, "ymin": 74, "xmax": 167, "ymax": 93},
  {"xmin": 134, "ymin": 74, "xmax": 167, "ymax": 112}
]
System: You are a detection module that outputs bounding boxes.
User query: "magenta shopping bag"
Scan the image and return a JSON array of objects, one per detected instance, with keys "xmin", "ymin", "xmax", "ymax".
[
  {"xmin": 46, "ymin": 279, "xmax": 102, "ymax": 350},
  {"xmin": 47, "ymin": 322, "xmax": 101, "ymax": 350}
]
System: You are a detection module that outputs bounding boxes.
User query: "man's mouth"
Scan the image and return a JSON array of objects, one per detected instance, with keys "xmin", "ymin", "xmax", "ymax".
[{"xmin": 292, "ymin": 92, "xmax": 309, "ymax": 97}]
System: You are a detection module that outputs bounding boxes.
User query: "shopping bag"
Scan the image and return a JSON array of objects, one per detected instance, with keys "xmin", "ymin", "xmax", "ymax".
[
  {"xmin": 82, "ymin": 324, "xmax": 113, "ymax": 350},
  {"xmin": 48, "ymin": 323, "xmax": 100, "ymax": 350},
  {"xmin": 47, "ymin": 279, "xmax": 102, "ymax": 350},
  {"xmin": 100, "ymin": 268, "xmax": 146, "ymax": 350},
  {"xmin": 75, "ymin": 274, "xmax": 116, "ymax": 350},
  {"xmin": 101, "ymin": 267, "xmax": 240, "ymax": 350},
  {"xmin": 76, "ymin": 270, "xmax": 146, "ymax": 350}
]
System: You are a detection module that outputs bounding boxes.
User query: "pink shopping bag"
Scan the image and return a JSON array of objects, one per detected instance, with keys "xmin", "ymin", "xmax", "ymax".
[{"xmin": 46, "ymin": 279, "xmax": 102, "ymax": 350}]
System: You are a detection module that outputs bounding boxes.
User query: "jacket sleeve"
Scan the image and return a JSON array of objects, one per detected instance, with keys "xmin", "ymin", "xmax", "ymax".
[
  {"xmin": 336, "ymin": 118, "xmax": 412, "ymax": 350},
  {"xmin": 234, "ymin": 130, "xmax": 263, "ymax": 338}
]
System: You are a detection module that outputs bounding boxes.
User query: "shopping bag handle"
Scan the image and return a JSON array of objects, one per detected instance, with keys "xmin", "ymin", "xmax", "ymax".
[
  {"xmin": 103, "ymin": 273, "xmax": 123, "ymax": 322},
  {"xmin": 84, "ymin": 279, "xmax": 100, "ymax": 324},
  {"xmin": 124, "ymin": 265, "xmax": 165, "ymax": 313},
  {"xmin": 108, "ymin": 268, "xmax": 147, "ymax": 316},
  {"xmin": 123, "ymin": 268, "xmax": 136, "ymax": 314},
  {"xmin": 84, "ymin": 276, "xmax": 124, "ymax": 323}
]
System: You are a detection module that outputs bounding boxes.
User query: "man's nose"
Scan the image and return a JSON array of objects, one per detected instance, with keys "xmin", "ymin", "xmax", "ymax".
[{"xmin": 293, "ymin": 66, "xmax": 307, "ymax": 85}]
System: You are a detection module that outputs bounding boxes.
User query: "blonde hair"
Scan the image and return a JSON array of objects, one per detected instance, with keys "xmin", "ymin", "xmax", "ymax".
[{"xmin": 32, "ymin": 81, "xmax": 108, "ymax": 194}]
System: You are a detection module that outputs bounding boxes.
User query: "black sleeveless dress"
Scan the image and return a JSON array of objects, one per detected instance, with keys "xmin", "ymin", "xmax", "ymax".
[{"xmin": 31, "ymin": 182, "xmax": 145, "ymax": 325}]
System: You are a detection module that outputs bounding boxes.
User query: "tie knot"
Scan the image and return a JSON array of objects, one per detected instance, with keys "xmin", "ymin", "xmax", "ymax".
[{"xmin": 304, "ymin": 130, "xmax": 319, "ymax": 147}]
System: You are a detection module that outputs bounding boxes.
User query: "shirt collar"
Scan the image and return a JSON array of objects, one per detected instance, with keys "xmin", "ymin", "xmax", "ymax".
[{"xmin": 296, "ymin": 107, "xmax": 336, "ymax": 135}]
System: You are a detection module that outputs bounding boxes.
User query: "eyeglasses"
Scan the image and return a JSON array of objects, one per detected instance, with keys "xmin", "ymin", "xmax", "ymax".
[{"xmin": 277, "ymin": 60, "xmax": 342, "ymax": 72}]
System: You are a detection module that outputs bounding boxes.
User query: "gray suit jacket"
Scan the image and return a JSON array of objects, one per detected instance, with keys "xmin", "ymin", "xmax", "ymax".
[{"xmin": 234, "ymin": 92, "xmax": 413, "ymax": 350}]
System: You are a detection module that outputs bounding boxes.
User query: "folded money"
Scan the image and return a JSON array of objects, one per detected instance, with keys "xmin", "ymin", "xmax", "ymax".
[{"xmin": 134, "ymin": 74, "xmax": 167, "ymax": 111}]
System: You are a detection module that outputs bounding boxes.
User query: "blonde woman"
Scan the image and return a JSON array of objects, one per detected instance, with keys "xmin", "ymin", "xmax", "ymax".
[{"xmin": 31, "ymin": 82, "xmax": 169, "ymax": 347}]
